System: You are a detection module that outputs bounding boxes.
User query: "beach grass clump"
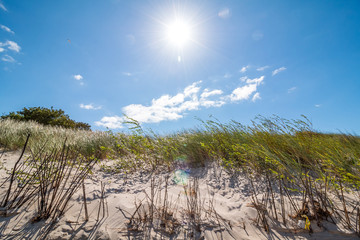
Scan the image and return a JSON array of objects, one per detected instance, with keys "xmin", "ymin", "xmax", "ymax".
[
  {"xmin": 0, "ymin": 118, "xmax": 114, "ymax": 157},
  {"xmin": 192, "ymin": 115, "xmax": 360, "ymax": 232},
  {"xmin": 104, "ymin": 122, "xmax": 211, "ymax": 173},
  {"xmin": 0, "ymin": 136, "xmax": 99, "ymax": 239},
  {"xmin": 0, "ymin": 136, "xmax": 98, "ymax": 224}
]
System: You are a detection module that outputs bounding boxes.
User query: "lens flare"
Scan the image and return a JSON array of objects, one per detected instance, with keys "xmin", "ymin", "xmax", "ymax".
[
  {"xmin": 173, "ymin": 169, "xmax": 189, "ymax": 185},
  {"xmin": 172, "ymin": 155, "xmax": 190, "ymax": 185}
]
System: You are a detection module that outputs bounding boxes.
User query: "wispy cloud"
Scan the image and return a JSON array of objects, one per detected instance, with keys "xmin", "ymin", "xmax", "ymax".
[
  {"xmin": 80, "ymin": 104, "xmax": 102, "ymax": 110},
  {"xmin": 223, "ymin": 73, "xmax": 232, "ymax": 78},
  {"xmin": 1, "ymin": 54, "xmax": 15, "ymax": 62},
  {"xmin": 0, "ymin": 2, "xmax": 7, "ymax": 11},
  {"xmin": 315, "ymin": 104, "xmax": 321, "ymax": 108},
  {"xmin": 0, "ymin": 47, "xmax": 4, "ymax": 53},
  {"xmin": 218, "ymin": 8, "xmax": 230, "ymax": 19},
  {"xmin": 122, "ymin": 72, "xmax": 132, "ymax": 76},
  {"xmin": 0, "ymin": 40, "xmax": 21, "ymax": 52},
  {"xmin": 6, "ymin": 41, "xmax": 20, "ymax": 52},
  {"xmin": 0, "ymin": 25, "xmax": 14, "ymax": 34},
  {"xmin": 240, "ymin": 76, "xmax": 265, "ymax": 85},
  {"xmin": 287, "ymin": 87, "xmax": 297, "ymax": 93},
  {"xmin": 240, "ymin": 65, "xmax": 250, "ymax": 73},
  {"xmin": 240, "ymin": 76, "xmax": 247, "ymax": 82},
  {"xmin": 252, "ymin": 92, "xmax": 261, "ymax": 102},
  {"xmin": 96, "ymin": 76, "xmax": 265, "ymax": 129},
  {"xmin": 257, "ymin": 65, "xmax": 269, "ymax": 71},
  {"xmin": 272, "ymin": 67, "xmax": 286, "ymax": 76}
]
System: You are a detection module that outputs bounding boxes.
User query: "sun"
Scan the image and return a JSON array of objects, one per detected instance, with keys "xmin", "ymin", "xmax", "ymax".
[{"xmin": 166, "ymin": 20, "xmax": 192, "ymax": 48}]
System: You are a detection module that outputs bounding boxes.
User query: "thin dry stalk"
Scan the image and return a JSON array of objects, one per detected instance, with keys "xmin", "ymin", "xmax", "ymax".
[
  {"xmin": 1, "ymin": 134, "xmax": 30, "ymax": 207},
  {"xmin": 339, "ymin": 180, "xmax": 352, "ymax": 230},
  {"xmin": 183, "ymin": 177, "xmax": 202, "ymax": 235},
  {"xmin": 132, "ymin": 175, "xmax": 180, "ymax": 235},
  {"xmin": 82, "ymin": 180, "xmax": 89, "ymax": 221},
  {"xmin": 281, "ymin": 179, "xmax": 299, "ymax": 214},
  {"xmin": 356, "ymin": 208, "xmax": 359, "ymax": 236},
  {"xmin": 279, "ymin": 178, "xmax": 286, "ymax": 226},
  {"xmin": 30, "ymin": 142, "xmax": 98, "ymax": 222},
  {"xmin": 96, "ymin": 181, "xmax": 107, "ymax": 221},
  {"xmin": 306, "ymin": 175, "xmax": 320, "ymax": 226},
  {"xmin": 129, "ymin": 199, "xmax": 144, "ymax": 227},
  {"xmin": 149, "ymin": 177, "xmax": 155, "ymax": 223},
  {"xmin": 248, "ymin": 173, "xmax": 270, "ymax": 231},
  {"xmin": 267, "ymin": 174, "xmax": 278, "ymax": 221}
]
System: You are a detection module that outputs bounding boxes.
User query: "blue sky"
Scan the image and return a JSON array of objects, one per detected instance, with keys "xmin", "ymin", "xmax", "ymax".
[{"xmin": 1, "ymin": 0, "xmax": 360, "ymax": 134}]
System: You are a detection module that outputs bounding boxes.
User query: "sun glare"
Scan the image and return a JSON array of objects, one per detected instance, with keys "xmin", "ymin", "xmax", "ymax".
[{"xmin": 166, "ymin": 20, "xmax": 191, "ymax": 48}]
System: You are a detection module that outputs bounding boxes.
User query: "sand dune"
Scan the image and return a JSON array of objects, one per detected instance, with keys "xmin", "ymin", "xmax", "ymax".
[{"xmin": 0, "ymin": 150, "xmax": 358, "ymax": 239}]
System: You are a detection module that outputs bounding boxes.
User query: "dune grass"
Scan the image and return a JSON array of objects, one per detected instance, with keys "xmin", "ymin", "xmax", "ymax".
[
  {"xmin": 0, "ymin": 118, "xmax": 115, "ymax": 158},
  {"xmin": 1, "ymin": 115, "xmax": 360, "ymax": 234}
]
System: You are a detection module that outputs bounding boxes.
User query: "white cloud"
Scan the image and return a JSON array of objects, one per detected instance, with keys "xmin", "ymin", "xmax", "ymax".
[
  {"xmin": 73, "ymin": 74, "xmax": 84, "ymax": 85},
  {"xmin": 0, "ymin": 47, "xmax": 4, "ymax": 52},
  {"xmin": 201, "ymin": 100, "xmax": 226, "ymax": 108},
  {"xmin": 229, "ymin": 84, "xmax": 257, "ymax": 101},
  {"xmin": 122, "ymin": 82, "xmax": 203, "ymax": 124},
  {"xmin": 257, "ymin": 65, "xmax": 269, "ymax": 71},
  {"xmin": 1, "ymin": 54, "xmax": 15, "ymax": 62},
  {"xmin": 252, "ymin": 92, "xmax": 261, "ymax": 102},
  {"xmin": 96, "ymin": 76, "xmax": 266, "ymax": 129},
  {"xmin": 0, "ymin": 3, "xmax": 7, "ymax": 11},
  {"xmin": 80, "ymin": 104, "xmax": 102, "ymax": 110},
  {"xmin": 218, "ymin": 8, "xmax": 230, "ymax": 19},
  {"xmin": 200, "ymin": 89, "xmax": 225, "ymax": 108},
  {"xmin": 73, "ymin": 74, "xmax": 83, "ymax": 80},
  {"xmin": 315, "ymin": 104, "xmax": 321, "ymax": 108},
  {"xmin": 5, "ymin": 40, "xmax": 20, "ymax": 52},
  {"xmin": 123, "ymin": 103, "xmax": 183, "ymax": 123},
  {"xmin": 272, "ymin": 67, "xmax": 286, "ymax": 76},
  {"xmin": 0, "ymin": 40, "xmax": 21, "ymax": 52},
  {"xmin": 240, "ymin": 65, "xmax": 250, "ymax": 73},
  {"xmin": 287, "ymin": 87, "xmax": 297, "ymax": 93},
  {"xmin": 95, "ymin": 116, "xmax": 124, "ymax": 129},
  {"xmin": 152, "ymin": 94, "xmax": 185, "ymax": 108},
  {"xmin": 96, "ymin": 81, "xmax": 228, "ymax": 128},
  {"xmin": 201, "ymin": 89, "xmax": 223, "ymax": 98},
  {"xmin": 242, "ymin": 76, "xmax": 265, "ymax": 85},
  {"xmin": 0, "ymin": 25, "xmax": 14, "ymax": 34},
  {"xmin": 184, "ymin": 81, "xmax": 201, "ymax": 97},
  {"xmin": 240, "ymin": 76, "xmax": 265, "ymax": 85}
]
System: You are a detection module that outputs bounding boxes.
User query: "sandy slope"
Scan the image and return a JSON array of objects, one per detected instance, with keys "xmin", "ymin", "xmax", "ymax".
[{"xmin": 0, "ymin": 150, "xmax": 358, "ymax": 239}]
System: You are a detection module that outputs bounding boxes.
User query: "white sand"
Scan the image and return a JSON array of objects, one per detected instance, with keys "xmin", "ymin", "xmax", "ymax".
[{"xmin": 0, "ymin": 150, "xmax": 358, "ymax": 239}]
